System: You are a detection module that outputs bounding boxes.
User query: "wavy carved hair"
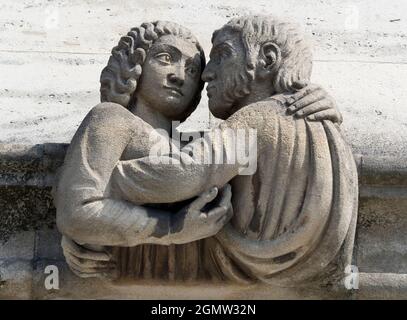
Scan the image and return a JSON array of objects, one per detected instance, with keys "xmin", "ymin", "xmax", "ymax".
[
  {"xmin": 100, "ymin": 21, "xmax": 206, "ymax": 121},
  {"xmin": 213, "ymin": 15, "xmax": 313, "ymax": 93}
]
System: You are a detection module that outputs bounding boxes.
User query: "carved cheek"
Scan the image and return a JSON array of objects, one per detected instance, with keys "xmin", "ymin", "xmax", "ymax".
[{"xmin": 149, "ymin": 68, "xmax": 168, "ymax": 85}]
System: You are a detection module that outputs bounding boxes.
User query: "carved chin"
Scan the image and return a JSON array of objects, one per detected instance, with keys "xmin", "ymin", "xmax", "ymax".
[{"xmin": 208, "ymin": 99, "xmax": 232, "ymax": 119}]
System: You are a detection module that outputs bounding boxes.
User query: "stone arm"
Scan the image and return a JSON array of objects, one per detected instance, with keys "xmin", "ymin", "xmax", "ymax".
[
  {"xmin": 56, "ymin": 103, "xmax": 232, "ymax": 248},
  {"xmin": 55, "ymin": 103, "xmax": 171, "ymax": 247},
  {"xmin": 61, "ymin": 188, "xmax": 231, "ymax": 248},
  {"xmin": 60, "ymin": 198, "xmax": 172, "ymax": 247},
  {"xmin": 60, "ymin": 185, "xmax": 233, "ymax": 278},
  {"xmin": 109, "ymin": 85, "xmax": 341, "ymax": 206},
  {"xmin": 110, "ymin": 108, "xmax": 259, "ymax": 204}
]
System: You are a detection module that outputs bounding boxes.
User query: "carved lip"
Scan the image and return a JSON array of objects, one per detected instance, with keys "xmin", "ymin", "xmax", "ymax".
[
  {"xmin": 206, "ymin": 85, "xmax": 216, "ymax": 97},
  {"xmin": 164, "ymin": 86, "xmax": 184, "ymax": 96}
]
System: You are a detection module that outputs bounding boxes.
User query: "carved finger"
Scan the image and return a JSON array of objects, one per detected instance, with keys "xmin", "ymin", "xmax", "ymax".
[
  {"xmin": 287, "ymin": 91, "xmax": 325, "ymax": 114},
  {"xmin": 66, "ymin": 253, "xmax": 116, "ymax": 269},
  {"xmin": 68, "ymin": 265, "xmax": 90, "ymax": 278},
  {"xmin": 215, "ymin": 208, "xmax": 233, "ymax": 225},
  {"xmin": 61, "ymin": 237, "xmax": 85, "ymax": 260},
  {"xmin": 226, "ymin": 206, "xmax": 234, "ymax": 220},
  {"xmin": 291, "ymin": 80, "xmax": 309, "ymax": 90},
  {"xmin": 189, "ymin": 187, "xmax": 218, "ymax": 212},
  {"xmin": 295, "ymin": 101, "xmax": 331, "ymax": 118},
  {"xmin": 308, "ymin": 107, "xmax": 343, "ymax": 124},
  {"xmin": 307, "ymin": 109, "xmax": 341, "ymax": 122},
  {"xmin": 217, "ymin": 184, "xmax": 232, "ymax": 208},
  {"xmin": 68, "ymin": 264, "xmax": 110, "ymax": 279},
  {"xmin": 61, "ymin": 235, "xmax": 79, "ymax": 252},
  {"xmin": 62, "ymin": 238, "xmax": 111, "ymax": 261},
  {"xmin": 68, "ymin": 261, "xmax": 115, "ymax": 274},
  {"xmin": 66, "ymin": 255, "xmax": 115, "ymax": 273},
  {"xmin": 207, "ymin": 205, "xmax": 228, "ymax": 219},
  {"xmin": 286, "ymin": 84, "xmax": 320, "ymax": 105}
]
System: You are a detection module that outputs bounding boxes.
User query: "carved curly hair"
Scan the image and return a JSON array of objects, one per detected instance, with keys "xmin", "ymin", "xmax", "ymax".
[
  {"xmin": 213, "ymin": 15, "xmax": 313, "ymax": 93},
  {"xmin": 100, "ymin": 21, "xmax": 206, "ymax": 121}
]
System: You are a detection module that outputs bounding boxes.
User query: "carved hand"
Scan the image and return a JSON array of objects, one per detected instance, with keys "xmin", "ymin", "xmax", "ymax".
[
  {"xmin": 286, "ymin": 83, "xmax": 343, "ymax": 124},
  {"xmin": 170, "ymin": 184, "xmax": 233, "ymax": 244},
  {"xmin": 61, "ymin": 185, "xmax": 232, "ymax": 278},
  {"xmin": 61, "ymin": 235, "xmax": 117, "ymax": 279}
]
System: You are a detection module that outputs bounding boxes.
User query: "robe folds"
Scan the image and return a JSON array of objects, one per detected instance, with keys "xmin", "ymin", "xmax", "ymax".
[
  {"xmin": 204, "ymin": 101, "xmax": 359, "ymax": 285},
  {"xmin": 111, "ymin": 95, "xmax": 358, "ymax": 284}
]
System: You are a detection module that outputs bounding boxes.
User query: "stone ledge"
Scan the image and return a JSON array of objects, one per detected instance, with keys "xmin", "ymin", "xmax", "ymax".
[
  {"xmin": 0, "ymin": 143, "xmax": 406, "ymax": 299},
  {"xmin": 0, "ymin": 143, "xmax": 406, "ymax": 188},
  {"xmin": 356, "ymin": 273, "xmax": 407, "ymax": 299}
]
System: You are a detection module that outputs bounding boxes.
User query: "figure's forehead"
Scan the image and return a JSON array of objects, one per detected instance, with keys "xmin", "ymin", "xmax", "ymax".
[
  {"xmin": 153, "ymin": 34, "xmax": 199, "ymax": 58},
  {"xmin": 212, "ymin": 29, "xmax": 240, "ymax": 48}
]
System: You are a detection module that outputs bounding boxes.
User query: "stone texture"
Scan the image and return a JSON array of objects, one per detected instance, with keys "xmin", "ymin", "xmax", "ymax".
[
  {"xmin": 0, "ymin": 231, "xmax": 35, "ymax": 299},
  {"xmin": 356, "ymin": 198, "xmax": 407, "ymax": 274},
  {"xmin": 357, "ymin": 273, "xmax": 407, "ymax": 299},
  {"xmin": 0, "ymin": 144, "xmax": 66, "ymax": 243},
  {"xmin": 0, "ymin": 231, "xmax": 35, "ymax": 260},
  {"xmin": 0, "ymin": 260, "xmax": 33, "ymax": 299},
  {"xmin": 34, "ymin": 227, "xmax": 64, "ymax": 261}
]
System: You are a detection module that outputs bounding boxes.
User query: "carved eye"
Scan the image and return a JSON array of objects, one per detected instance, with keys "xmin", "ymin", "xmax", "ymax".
[
  {"xmin": 210, "ymin": 51, "xmax": 222, "ymax": 64},
  {"xmin": 155, "ymin": 53, "xmax": 172, "ymax": 64},
  {"xmin": 186, "ymin": 65, "xmax": 197, "ymax": 75},
  {"xmin": 220, "ymin": 49, "xmax": 230, "ymax": 59}
]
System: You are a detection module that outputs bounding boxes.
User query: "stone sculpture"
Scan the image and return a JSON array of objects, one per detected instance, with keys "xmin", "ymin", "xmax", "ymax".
[{"xmin": 54, "ymin": 16, "xmax": 356, "ymax": 286}]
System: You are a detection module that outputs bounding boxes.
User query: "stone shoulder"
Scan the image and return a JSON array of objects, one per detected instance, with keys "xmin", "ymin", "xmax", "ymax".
[
  {"xmin": 77, "ymin": 102, "xmax": 149, "ymax": 137},
  {"xmin": 86, "ymin": 102, "xmax": 135, "ymax": 124},
  {"xmin": 223, "ymin": 96, "xmax": 289, "ymax": 130}
]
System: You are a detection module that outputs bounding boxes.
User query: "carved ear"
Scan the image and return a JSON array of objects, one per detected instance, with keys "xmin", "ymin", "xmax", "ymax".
[{"xmin": 260, "ymin": 42, "xmax": 281, "ymax": 71}]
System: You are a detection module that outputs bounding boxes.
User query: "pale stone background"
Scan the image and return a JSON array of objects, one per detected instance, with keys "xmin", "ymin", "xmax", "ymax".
[{"xmin": 0, "ymin": 0, "xmax": 406, "ymax": 158}]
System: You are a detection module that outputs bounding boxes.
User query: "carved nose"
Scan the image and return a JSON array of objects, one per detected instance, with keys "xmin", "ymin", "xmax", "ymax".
[
  {"xmin": 202, "ymin": 66, "xmax": 215, "ymax": 82},
  {"xmin": 168, "ymin": 73, "xmax": 184, "ymax": 86}
]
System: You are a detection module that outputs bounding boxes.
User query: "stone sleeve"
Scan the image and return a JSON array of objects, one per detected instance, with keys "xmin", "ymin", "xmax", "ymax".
[
  {"xmin": 56, "ymin": 103, "xmax": 174, "ymax": 247},
  {"xmin": 60, "ymin": 198, "xmax": 175, "ymax": 247},
  {"xmin": 110, "ymin": 115, "xmax": 258, "ymax": 204}
]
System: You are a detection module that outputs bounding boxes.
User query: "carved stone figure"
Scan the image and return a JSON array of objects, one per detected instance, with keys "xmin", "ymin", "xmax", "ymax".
[{"xmin": 55, "ymin": 16, "xmax": 355, "ymax": 286}]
